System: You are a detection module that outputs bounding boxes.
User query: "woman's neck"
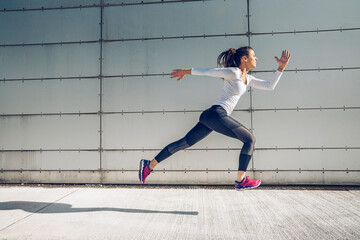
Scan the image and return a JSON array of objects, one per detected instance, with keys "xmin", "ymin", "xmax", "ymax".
[
  {"xmin": 239, "ymin": 66, "xmax": 249, "ymax": 85},
  {"xmin": 239, "ymin": 65, "xmax": 249, "ymax": 75}
]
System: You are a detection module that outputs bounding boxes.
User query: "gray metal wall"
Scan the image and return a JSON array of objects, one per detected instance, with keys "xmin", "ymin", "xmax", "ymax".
[{"xmin": 0, "ymin": 0, "xmax": 359, "ymax": 185}]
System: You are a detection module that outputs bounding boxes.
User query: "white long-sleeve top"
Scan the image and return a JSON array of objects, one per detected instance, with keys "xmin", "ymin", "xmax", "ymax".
[{"xmin": 191, "ymin": 67, "xmax": 283, "ymax": 115}]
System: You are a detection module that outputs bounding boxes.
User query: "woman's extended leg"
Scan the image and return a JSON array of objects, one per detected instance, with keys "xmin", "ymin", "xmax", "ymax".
[
  {"xmin": 152, "ymin": 122, "xmax": 212, "ymax": 168},
  {"xmin": 139, "ymin": 122, "xmax": 212, "ymax": 184}
]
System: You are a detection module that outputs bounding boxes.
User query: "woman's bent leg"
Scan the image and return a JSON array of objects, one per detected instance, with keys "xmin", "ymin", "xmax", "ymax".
[
  {"xmin": 201, "ymin": 114, "xmax": 256, "ymax": 173},
  {"xmin": 154, "ymin": 122, "xmax": 212, "ymax": 163},
  {"xmin": 203, "ymin": 114, "xmax": 260, "ymax": 189}
]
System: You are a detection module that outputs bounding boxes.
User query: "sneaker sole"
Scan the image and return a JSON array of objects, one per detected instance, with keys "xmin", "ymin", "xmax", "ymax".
[
  {"xmin": 235, "ymin": 182, "xmax": 261, "ymax": 191},
  {"xmin": 139, "ymin": 159, "xmax": 145, "ymax": 184}
]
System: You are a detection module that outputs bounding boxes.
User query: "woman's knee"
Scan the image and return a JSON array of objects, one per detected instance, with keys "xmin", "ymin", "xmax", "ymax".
[
  {"xmin": 241, "ymin": 134, "xmax": 256, "ymax": 155},
  {"xmin": 250, "ymin": 134, "xmax": 256, "ymax": 145},
  {"xmin": 245, "ymin": 136, "xmax": 255, "ymax": 150},
  {"xmin": 240, "ymin": 131, "xmax": 256, "ymax": 145}
]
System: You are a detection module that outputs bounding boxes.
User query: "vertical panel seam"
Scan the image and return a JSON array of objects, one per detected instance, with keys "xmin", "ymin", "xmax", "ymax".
[
  {"xmin": 247, "ymin": 0, "xmax": 255, "ymax": 171},
  {"xmin": 99, "ymin": 0, "xmax": 104, "ymax": 172}
]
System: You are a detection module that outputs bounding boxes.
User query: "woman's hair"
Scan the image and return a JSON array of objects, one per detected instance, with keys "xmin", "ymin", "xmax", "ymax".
[{"xmin": 217, "ymin": 46, "xmax": 253, "ymax": 67}]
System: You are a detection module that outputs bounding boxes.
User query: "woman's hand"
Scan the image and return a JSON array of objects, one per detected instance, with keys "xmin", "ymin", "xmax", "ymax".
[
  {"xmin": 170, "ymin": 68, "xmax": 191, "ymax": 81},
  {"xmin": 275, "ymin": 50, "xmax": 291, "ymax": 72}
]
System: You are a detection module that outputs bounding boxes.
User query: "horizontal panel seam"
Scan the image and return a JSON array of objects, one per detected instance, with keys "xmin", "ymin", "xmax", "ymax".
[
  {"xmin": 0, "ymin": 169, "xmax": 359, "ymax": 172},
  {"xmin": 1, "ymin": 106, "xmax": 360, "ymax": 117},
  {"xmin": 1, "ymin": 147, "xmax": 360, "ymax": 152},
  {"xmin": 1, "ymin": 28, "xmax": 359, "ymax": 47},
  {"xmin": 1, "ymin": 66, "xmax": 360, "ymax": 81},
  {"xmin": 0, "ymin": 0, "xmax": 209, "ymax": 12}
]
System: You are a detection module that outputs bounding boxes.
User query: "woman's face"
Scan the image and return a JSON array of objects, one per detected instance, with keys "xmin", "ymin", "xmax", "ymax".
[{"xmin": 244, "ymin": 49, "xmax": 258, "ymax": 69}]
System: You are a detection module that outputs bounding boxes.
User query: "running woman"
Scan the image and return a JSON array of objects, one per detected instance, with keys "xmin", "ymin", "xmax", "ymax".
[{"xmin": 139, "ymin": 47, "xmax": 291, "ymax": 190}]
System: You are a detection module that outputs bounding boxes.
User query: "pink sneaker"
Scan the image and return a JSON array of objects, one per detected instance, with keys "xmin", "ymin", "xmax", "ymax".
[
  {"xmin": 139, "ymin": 159, "xmax": 153, "ymax": 184},
  {"xmin": 235, "ymin": 176, "xmax": 261, "ymax": 190}
]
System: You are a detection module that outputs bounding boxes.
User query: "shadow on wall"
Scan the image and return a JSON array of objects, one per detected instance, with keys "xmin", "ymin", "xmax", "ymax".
[{"xmin": 0, "ymin": 201, "xmax": 199, "ymax": 216}]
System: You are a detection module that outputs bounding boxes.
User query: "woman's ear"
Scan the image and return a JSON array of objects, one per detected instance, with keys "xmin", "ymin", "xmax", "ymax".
[{"xmin": 241, "ymin": 55, "xmax": 248, "ymax": 63}]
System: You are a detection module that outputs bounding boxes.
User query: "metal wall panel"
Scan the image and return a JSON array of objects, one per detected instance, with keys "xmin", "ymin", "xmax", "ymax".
[
  {"xmin": 0, "ymin": 151, "xmax": 99, "ymax": 170},
  {"xmin": 102, "ymin": 36, "xmax": 249, "ymax": 75},
  {"xmin": 104, "ymin": 0, "xmax": 247, "ymax": 39},
  {"xmin": 102, "ymin": 76, "xmax": 250, "ymax": 112},
  {"xmin": 251, "ymin": 70, "xmax": 360, "ymax": 109},
  {"xmin": 252, "ymin": 110, "xmax": 360, "ymax": 148},
  {"xmin": 0, "ymin": 115, "xmax": 99, "ymax": 149},
  {"xmin": 253, "ymin": 149, "xmax": 360, "ymax": 170},
  {"xmin": 0, "ymin": 171, "xmax": 103, "ymax": 184},
  {"xmin": 102, "ymin": 150, "xmax": 242, "ymax": 171},
  {"xmin": 0, "ymin": 79, "xmax": 99, "ymax": 114},
  {"xmin": 250, "ymin": 31, "xmax": 360, "ymax": 71},
  {"xmin": 250, "ymin": 0, "xmax": 360, "ymax": 32},
  {"xmin": 0, "ymin": 0, "xmax": 358, "ymax": 185},
  {"xmin": 102, "ymin": 111, "xmax": 251, "ymax": 149},
  {"xmin": 0, "ymin": 8, "xmax": 99, "ymax": 44},
  {"xmin": 0, "ymin": 0, "xmax": 99, "ymax": 9},
  {"xmin": 0, "ymin": 44, "xmax": 99, "ymax": 79}
]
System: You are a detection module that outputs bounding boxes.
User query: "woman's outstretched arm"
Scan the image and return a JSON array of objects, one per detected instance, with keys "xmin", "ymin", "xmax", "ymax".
[
  {"xmin": 170, "ymin": 68, "xmax": 240, "ymax": 81},
  {"xmin": 249, "ymin": 50, "xmax": 291, "ymax": 90}
]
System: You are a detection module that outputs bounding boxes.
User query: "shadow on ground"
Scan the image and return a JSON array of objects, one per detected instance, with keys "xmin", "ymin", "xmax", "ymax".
[{"xmin": 0, "ymin": 201, "xmax": 198, "ymax": 216}]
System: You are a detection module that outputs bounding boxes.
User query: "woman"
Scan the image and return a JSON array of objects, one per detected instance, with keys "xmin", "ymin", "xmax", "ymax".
[{"xmin": 139, "ymin": 47, "xmax": 291, "ymax": 190}]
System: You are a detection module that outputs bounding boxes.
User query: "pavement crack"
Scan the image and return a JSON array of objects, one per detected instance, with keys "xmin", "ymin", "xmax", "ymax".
[{"xmin": 0, "ymin": 189, "xmax": 79, "ymax": 232}]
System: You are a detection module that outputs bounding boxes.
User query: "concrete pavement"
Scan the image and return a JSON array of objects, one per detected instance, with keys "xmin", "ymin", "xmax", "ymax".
[{"xmin": 0, "ymin": 185, "xmax": 359, "ymax": 240}]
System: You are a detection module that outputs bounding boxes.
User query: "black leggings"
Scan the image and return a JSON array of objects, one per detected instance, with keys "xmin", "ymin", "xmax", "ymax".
[{"xmin": 155, "ymin": 105, "xmax": 256, "ymax": 171}]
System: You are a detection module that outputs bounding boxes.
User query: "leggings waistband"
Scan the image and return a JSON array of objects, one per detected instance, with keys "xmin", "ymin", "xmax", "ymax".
[{"xmin": 210, "ymin": 105, "xmax": 225, "ymax": 111}]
